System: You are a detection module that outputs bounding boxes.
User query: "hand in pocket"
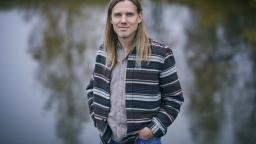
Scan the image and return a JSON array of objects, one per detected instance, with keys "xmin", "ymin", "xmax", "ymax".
[{"xmin": 138, "ymin": 127, "xmax": 154, "ymax": 140}]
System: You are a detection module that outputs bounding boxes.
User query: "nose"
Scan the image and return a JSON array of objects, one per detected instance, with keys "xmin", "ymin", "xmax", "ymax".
[{"xmin": 121, "ymin": 15, "xmax": 127, "ymax": 23}]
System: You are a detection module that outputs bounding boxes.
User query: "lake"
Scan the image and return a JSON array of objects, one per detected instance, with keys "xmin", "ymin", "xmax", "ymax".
[{"xmin": 0, "ymin": 0, "xmax": 255, "ymax": 144}]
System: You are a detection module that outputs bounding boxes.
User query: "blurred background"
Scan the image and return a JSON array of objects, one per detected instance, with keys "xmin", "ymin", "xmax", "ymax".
[{"xmin": 0, "ymin": 0, "xmax": 256, "ymax": 144}]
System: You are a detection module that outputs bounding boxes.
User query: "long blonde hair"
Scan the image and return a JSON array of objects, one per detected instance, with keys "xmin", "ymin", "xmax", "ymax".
[{"xmin": 103, "ymin": 0, "xmax": 150, "ymax": 68}]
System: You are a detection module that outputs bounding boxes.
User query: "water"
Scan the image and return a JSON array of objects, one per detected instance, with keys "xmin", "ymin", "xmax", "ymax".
[
  {"xmin": 0, "ymin": 10, "xmax": 56, "ymax": 144},
  {"xmin": 1, "ymin": 1, "xmax": 255, "ymax": 144}
]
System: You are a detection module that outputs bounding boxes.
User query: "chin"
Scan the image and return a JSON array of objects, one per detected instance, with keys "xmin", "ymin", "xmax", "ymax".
[
  {"xmin": 116, "ymin": 31, "xmax": 136, "ymax": 39},
  {"xmin": 118, "ymin": 35, "xmax": 130, "ymax": 38}
]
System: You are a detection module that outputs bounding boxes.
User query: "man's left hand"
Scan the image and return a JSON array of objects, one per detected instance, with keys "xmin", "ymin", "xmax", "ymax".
[{"xmin": 138, "ymin": 127, "xmax": 154, "ymax": 140}]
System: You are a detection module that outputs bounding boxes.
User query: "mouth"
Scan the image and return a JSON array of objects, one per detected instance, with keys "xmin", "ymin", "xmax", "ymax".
[{"xmin": 118, "ymin": 27, "xmax": 129, "ymax": 31}]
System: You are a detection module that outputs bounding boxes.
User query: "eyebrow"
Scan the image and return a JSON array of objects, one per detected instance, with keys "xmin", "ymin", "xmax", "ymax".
[{"xmin": 112, "ymin": 11, "xmax": 135, "ymax": 15}]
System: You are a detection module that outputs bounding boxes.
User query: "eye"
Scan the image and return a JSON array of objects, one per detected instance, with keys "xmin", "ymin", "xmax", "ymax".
[
  {"xmin": 113, "ymin": 13, "xmax": 122, "ymax": 17},
  {"xmin": 126, "ymin": 12, "xmax": 134, "ymax": 17}
]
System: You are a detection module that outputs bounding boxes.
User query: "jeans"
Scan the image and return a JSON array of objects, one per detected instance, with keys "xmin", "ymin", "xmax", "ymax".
[
  {"xmin": 110, "ymin": 140, "xmax": 119, "ymax": 144},
  {"xmin": 110, "ymin": 137, "xmax": 161, "ymax": 144},
  {"xmin": 135, "ymin": 137, "xmax": 161, "ymax": 144}
]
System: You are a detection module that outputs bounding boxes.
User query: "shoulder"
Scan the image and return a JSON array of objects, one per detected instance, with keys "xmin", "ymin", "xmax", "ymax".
[
  {"xmin": 94, "ymin": 44, "xmax": 108, "ymax": 66},
  {"xmin": 149, "ymin": 39, "xmax": 173, "ymax": 57},
  {"xmin": 96, "ymin": 44, "xmax": 106, "ymax": 57}
]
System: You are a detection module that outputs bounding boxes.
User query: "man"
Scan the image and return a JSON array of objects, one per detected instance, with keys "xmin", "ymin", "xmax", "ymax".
[{"xmin": 86, "ymin": 0, "xmax": 184, "ymax": 144}]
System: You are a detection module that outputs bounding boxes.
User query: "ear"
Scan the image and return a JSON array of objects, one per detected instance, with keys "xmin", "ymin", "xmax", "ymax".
[
  {"xmin": 138, "ymin": 12, "xmax": 143, "ymax": 23},
  {"xmin": 110, "ymin": 17, "xmax": 113, "ymax": 24}
]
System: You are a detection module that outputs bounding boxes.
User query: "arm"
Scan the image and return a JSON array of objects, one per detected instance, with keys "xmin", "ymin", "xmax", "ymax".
[
  {"xmin": 86, "ymin": 73, "xmax": 96, "ymax": 126},
  {"xmin": 147, "ymin": 48, "xmax": 184, "ymax": 137}
]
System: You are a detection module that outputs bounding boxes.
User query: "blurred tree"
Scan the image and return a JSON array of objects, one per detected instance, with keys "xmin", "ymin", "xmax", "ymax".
[
  {"xmin": 169, "ymin": 0, "xmax": 256, "ymax": 46},
  {"xmin": 163, "ymin": 0, "xmax": 256, "ymax": 144},
  {"xmin": 0, "ymin": 1, "xmax": 105, "ymax": 144}
]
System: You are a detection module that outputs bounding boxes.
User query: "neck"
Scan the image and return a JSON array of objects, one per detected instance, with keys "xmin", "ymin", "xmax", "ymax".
[{"xmin": 118, "ymin": 36, "xmax": 135, "ymax": 56}]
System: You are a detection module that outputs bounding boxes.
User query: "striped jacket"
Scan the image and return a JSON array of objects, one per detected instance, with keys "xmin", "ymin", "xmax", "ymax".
[{"xmin": 86, "ymin": 40, "xmax": 184, "ymax": 144}]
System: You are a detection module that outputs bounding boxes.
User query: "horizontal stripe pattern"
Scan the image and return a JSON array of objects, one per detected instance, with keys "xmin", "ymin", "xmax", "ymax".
[
  {"xmin": 126, "ymin": 94, "xmax": 161, "ymax": 101},
  {"xmin": 86, "ymin": 39, "xmax": 184, "ymax": 144}
]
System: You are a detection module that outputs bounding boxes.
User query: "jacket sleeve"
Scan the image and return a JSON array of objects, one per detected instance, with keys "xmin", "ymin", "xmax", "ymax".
[
  {"xmin": 86, "ymin": 73, "xmax": 96, "ymax": 127},
  {"xmin": 147, "ymin": 48, "xmax": 184, "ymax": 137}
]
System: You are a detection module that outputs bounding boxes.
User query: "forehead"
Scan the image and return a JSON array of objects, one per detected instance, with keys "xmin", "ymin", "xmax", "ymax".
[{"xmin": 112, "ymin": 1, "xmax": 138, "ymax": 13}]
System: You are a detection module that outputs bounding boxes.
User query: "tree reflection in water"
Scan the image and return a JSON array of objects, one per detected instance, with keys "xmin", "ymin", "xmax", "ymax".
[
  {"xmin": 180, "ymin": 0, "xmax": 256, "ymax": 143},
  {"xmin": 1, "ymin": 0, "xmax": 255, "ymax": 143},
  {"xmin": 25, "ymin": 4, "xmax": 105, "ymax": 144}
]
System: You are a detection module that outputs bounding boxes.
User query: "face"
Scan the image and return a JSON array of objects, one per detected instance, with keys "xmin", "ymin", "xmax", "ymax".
[{"xmin": 111, "ymin": 0, "xmax": 142, "ymax": 39}]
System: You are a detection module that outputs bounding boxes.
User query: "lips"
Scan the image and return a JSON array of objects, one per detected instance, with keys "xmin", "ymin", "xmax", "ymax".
[{"xmin": 118, "ymin": 27, "xmax": 129, "ymax": 30}]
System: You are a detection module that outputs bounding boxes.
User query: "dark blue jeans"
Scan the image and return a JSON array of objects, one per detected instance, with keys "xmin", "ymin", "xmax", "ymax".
[
  {"xmin": 135, "ymin": 137, "xmax": 161, "ymax": 144},
  {"xmin": 111, "ymin": 137, "xmax": 161, "ymax": 144}
]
